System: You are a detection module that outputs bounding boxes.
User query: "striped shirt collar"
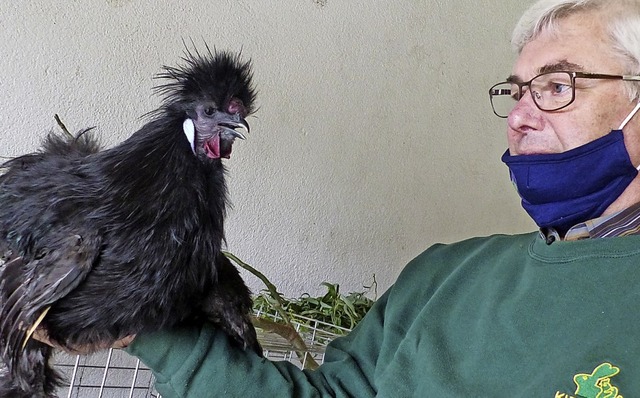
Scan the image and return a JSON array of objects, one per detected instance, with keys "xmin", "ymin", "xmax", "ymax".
[{"xmin": 541, "ymin": 201, "xmax": 640, "ymax": 242}]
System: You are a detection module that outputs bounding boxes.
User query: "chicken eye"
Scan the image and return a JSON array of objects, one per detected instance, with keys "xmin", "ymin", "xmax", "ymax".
[{"xmin": 204, "ymin": 107, "xmax": 216, "ymax": 116}]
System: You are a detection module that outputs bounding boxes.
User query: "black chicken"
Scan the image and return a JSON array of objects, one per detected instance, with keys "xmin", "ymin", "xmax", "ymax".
[{"xmin": 0, "ymin": 47, "xmax": 262, "ymax": 397}]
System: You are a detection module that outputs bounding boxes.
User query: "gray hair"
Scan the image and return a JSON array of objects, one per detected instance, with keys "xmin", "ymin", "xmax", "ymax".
[{"xmin": 512, "ymin": 0, "xmax": 640, "ymax": 100}]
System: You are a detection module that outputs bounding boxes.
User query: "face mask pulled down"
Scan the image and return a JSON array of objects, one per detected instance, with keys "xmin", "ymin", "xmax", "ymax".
[{"xmin": 501, "ymin": 103, "xmax": 640, "ymax": 234}]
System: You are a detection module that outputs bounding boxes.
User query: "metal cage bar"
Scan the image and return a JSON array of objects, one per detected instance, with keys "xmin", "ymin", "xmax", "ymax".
[{"xmin": 54, "ymin": 311, "xmax": 350, "ymax": 397}]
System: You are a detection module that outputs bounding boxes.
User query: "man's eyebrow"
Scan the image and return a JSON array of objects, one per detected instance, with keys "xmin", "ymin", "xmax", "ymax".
[
  {"xmin": 538, "ymin": 60, "xmax": 585, "ymax": 74},
  {"xmin": 506, "ymin": 75, "xmax": 520, "ymax": 83},
  {"xmin": 505, "ymin": 60, "xmax": 586, "ymax": 83}
]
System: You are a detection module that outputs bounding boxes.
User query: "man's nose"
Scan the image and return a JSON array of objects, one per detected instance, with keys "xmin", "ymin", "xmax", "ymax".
[
  {"xmin": 508, "ymin": 91, "xmax": 540, "ymax": 124},
  {"xmin": 507, "ymin": 92, "xmax": 545, "ymax": 132}
]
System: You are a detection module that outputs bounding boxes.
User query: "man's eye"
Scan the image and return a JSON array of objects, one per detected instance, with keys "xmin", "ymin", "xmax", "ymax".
[{"xmin": 550, "ymin": 82, "xmax": 571, "ymax": 94}]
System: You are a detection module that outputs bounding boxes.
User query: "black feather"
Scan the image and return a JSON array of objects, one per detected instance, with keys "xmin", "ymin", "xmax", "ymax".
[{"xmin": 0, "ymin": 47, "xmax": 261, "ymax": 397}]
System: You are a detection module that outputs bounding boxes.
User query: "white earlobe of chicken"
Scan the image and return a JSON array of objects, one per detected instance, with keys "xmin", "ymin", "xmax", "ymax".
[{"xmin": 183, "ymin": 118, "xmax": 196, "ymax": 155}]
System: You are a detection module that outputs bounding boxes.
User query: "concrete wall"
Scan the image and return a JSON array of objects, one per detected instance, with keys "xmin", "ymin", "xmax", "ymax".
[{"xmin": 0, "ymin": 1, "xmax": 534, "ymax": 298}]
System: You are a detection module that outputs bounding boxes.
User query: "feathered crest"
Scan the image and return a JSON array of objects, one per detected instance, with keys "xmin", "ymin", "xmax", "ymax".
[{"xmin": 154, "ymin": 44, "xmax": 256, "ymax": 115}]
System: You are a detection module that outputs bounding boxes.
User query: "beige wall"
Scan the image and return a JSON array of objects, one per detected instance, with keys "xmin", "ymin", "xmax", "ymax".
[{"xmin": 0, "ymin": 1, "xmax": 534, "ymax": 297}]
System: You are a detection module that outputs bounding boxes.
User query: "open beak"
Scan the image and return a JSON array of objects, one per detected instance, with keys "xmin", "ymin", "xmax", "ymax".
[{"xmin": 218, "ymin": 114, "xmax": 250, "ymax": 140}]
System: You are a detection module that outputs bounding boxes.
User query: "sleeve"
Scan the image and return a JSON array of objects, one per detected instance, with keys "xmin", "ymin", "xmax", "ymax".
[{"xmin": 126, "ymin": 291, "xmax": 391, "ymax": 398}]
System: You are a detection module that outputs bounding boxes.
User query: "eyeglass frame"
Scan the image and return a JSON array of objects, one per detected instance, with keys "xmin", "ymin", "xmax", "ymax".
[{"xmin": 488, "ymin": 71, "xmax": 640, "ymax": 118}]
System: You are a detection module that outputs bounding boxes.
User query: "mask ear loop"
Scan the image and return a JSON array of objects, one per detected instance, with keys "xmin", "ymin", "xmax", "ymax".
[
  {"xmin": 619, "ymin": 101, "xmax": 640, "ymax": 171},
  {"xmin": 618, "ymin": 101, "xmax": 640, "ymax": 130}
]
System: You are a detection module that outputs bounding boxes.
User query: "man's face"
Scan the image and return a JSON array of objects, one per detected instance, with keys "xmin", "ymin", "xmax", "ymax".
[{"xmin": 507, "ymin": 11, "xmax": 640, "ymax": 163}]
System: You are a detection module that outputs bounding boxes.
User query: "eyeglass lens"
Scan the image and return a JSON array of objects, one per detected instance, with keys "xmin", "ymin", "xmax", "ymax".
[{"xmin": 490, "ymin": 72, "xmax": 574, "ymax": 117}]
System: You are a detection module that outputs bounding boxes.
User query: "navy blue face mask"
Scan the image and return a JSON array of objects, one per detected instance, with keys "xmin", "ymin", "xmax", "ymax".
[{"xmin": 501, "ymin": 104, "xmax": 640, "ymax": 234}]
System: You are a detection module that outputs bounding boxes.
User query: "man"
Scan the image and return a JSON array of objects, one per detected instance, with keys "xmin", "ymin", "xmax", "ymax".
[{"xmin": 43, "ymin": 0, "xmax": 640, "ymax": 396}]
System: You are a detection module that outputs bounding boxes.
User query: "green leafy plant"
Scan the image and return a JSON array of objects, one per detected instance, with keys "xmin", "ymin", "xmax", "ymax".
[
  {"xmin": 253, "ymin": 279, "xmax": 376, "ymax": 333},
  {"xmin": 224, "ymin": 252, "xmax": 376, "ymax": 369}
]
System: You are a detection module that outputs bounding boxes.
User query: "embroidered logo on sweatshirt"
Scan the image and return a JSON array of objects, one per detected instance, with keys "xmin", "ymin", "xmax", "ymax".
[{"xmin": 554, "ymin": 362, "xmax": 623, "ymax": 398}]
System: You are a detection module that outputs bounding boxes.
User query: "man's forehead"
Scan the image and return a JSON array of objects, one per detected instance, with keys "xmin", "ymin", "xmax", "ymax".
[
  {"xmin": 506, "ymin": 59, "xmax": 586, "ymax": 83},
  {"xmin": 507, "ymin": 12, "xmax": 621, "ymax": 84}
]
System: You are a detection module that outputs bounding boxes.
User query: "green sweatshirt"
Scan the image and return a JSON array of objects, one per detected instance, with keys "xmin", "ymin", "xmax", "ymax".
[{"xmin": 127, "ymin": 232, "xmax": 640, "ymax": 397}]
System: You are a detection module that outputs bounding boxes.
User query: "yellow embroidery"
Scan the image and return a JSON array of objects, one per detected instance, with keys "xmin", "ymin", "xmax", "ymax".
[{"xmin": 573, "ymin": 363, "xmax": 623, "ymax": 398}]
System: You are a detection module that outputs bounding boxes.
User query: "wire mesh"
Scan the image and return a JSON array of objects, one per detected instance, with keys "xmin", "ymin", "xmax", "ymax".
[
  {"xmin": 253, "ymin": 306, "xmax": 351, "ymax": 369},
  {"xmin": 53, "ymin": 311, "xmax": 350, "ymax": 397},
  {"xmin": 55, "ymin": 349, "xmax": 160, "ymax": 398}
]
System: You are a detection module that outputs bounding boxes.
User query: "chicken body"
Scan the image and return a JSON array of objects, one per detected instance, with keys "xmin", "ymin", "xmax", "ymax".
[{"xmin": 0, "ymin": 48, "xmax": 261, "ymax": 397}]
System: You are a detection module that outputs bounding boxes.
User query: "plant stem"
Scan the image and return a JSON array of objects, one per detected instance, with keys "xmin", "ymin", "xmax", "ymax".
[
  {"xmin": 54, "ymin": 114, "xmax": 73, "ymax": 138},
  {"xmin": 223, "ymin": 251, "xmax": 320, "ymax": 370}
]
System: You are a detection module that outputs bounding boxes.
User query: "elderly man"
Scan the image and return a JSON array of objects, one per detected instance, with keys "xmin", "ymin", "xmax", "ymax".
[{"xmin": 39, "ymin": 0, "xmax": 640, "ymax": 396}]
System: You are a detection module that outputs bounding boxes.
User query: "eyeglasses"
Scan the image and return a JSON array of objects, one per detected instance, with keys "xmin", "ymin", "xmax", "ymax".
[{"xmin": 489, "ymin": 71, "xmax": 640, "ymax": 118}]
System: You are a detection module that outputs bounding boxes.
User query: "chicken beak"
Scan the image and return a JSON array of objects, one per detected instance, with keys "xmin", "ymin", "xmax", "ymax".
[{"xmin": 218, "ymin": 114, "xmax": 250, "ymax": 140}]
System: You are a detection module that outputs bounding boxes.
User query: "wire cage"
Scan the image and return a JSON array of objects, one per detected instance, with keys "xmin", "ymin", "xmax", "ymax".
[
  {"xmin": 53, "ymin": 311, "xmax": 351, "ymax": 397},
  {"xmin": 54, "ymin": 349, "xmax": 159, "ymax": 398},
  {"xmin": 253, "ymin": 306, "xmax": 352, "ymax": 369}
]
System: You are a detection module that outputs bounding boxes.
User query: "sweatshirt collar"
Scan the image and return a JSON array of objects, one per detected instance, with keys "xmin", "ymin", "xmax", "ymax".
[{"xmin": 540, "ymin": 201, "xmax": 640, "ymax": 242}]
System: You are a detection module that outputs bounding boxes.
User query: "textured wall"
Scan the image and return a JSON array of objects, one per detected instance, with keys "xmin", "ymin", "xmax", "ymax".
[{"xmin": 0, "ymin": 1, "xmax": 534, "ymax": 298}]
